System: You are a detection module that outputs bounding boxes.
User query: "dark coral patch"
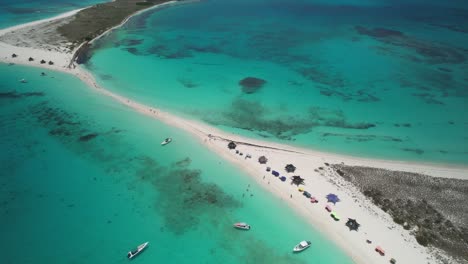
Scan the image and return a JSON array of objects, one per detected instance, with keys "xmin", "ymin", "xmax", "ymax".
[
  {"xmin": 239, "ymin": 77, "xmax": 267, "ymax": 94},
  {"xmin": 79, "ymin": 133, "xmax": 99, "ymax": 142},
  {"xmin": 355, "ymin": 26, "xmax": 404, "ymax": 38},
  {"xmin": 355, "ymin": 25, "xmax": 465, "ymax": 64},
  {"xmin": 0, "ymin": 91, "xmax": 44, "ymax": 99}
]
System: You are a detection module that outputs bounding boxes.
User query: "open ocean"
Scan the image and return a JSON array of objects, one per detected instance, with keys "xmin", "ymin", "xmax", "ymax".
[{"xmin": 87, "ymin": 0, "xmax": 468, "ymax": 164}]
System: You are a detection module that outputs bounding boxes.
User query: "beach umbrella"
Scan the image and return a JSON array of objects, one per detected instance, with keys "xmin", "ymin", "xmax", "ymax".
[
  {"xmin": 291, "ymin": 175, "xmax": 305, "ymax": 186},
  {"xmin": 285, "ymin": 164, "xmax": 296, "ymax": 173},
  {"xmin": 228, "ymin": 141, "xmax": 237, "ymax": 149},
  {"xmin": 40, "ymin": 59, "xmax": 46, "ymax": 64},
  {"xmin": 345, "ymin": 218, "xmax": 360, "ymax": 231},
  {"xmin": 326, "ymin": 193, "xmax": 340, "ymax": 204},
  {"xmin": 12, "ymin": 53, "xmax": 17, "ymax": 58},
  {"xmin": 28, "ymin": 57, "xmax": 34, "ymax": 61},
  {"xmin": 258, "ymin": 156, "xmax": 268, "ymax": 164}
]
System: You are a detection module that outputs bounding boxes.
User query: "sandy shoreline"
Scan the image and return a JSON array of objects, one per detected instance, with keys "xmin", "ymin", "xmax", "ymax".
[{"xmin": 1, "ymin": 3, "xmax": 467, "ymax": 264}]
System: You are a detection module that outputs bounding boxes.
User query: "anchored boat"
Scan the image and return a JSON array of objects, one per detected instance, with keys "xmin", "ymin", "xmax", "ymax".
[
  {"xmin": 233, "ymin": 222, "xmax": 251, "ymax": 230},
  {"xmin": 161, "ymin": 138, "xmax": 172, "ymax": 146},
  {"xmin": 127, "ymin": 242, "xmax": 149, "ymax": 259},
  {"xmin": 293, "ymin": 240, "xmax": 311, "ymax": 252}
]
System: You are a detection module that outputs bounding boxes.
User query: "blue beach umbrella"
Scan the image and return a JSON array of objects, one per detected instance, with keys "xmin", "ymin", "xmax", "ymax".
[{"xmin": 326, "ymin": 193, "xmax": 341, "ymax": 204}]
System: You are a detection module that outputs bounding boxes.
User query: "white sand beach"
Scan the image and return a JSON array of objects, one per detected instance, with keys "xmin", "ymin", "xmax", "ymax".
[{"xmin": 1, "ymin": 3, "xmax": 467, "ymax": 264}]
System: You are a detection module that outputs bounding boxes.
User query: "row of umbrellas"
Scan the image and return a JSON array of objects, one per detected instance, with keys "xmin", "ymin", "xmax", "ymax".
[{"xmin": 228, "ymin": 140, "xmax": 394, "ymax": 262}]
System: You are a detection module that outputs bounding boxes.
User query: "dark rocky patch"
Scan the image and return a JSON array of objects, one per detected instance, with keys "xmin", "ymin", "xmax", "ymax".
[
  {"xmin": 355, "ymin": 25, "xmax": 466, "ymax": 64},
  {"xmin": 79, "ymin": 133, "xmax": 99, "ymax": 142},
  {"xmin": 355, "ymin": 26, "xmax": 404, "ymax": 38},
  {"xmin": 186, "ymin": 44, "xmax": 221, "ymax": 54},
  {"xmin": 148, "ymin": 44, "xmax": 192, "ymax": 59},
  {"xmin": 438, "ymin": 67, "xmax": 452, "ymax": 73},
  {"xmin": 402, "ymin": 148, "xmax": 424, "ymax": 155},
  {"xmin": 429, "ymin": 23, "xmax": 468, "ymax": 34},
  {"xmin": 411, "ymin": 93, "xmax": 445, "ymax": 105},
  {"xmin": 322, "ymin": 133, "xmax": 403, "ymax": 143},
  {"xmin": 394, "ymin": 123, "xmax": 411, "ymax": 128},
  {"xmin": 0, "ymin": 91, "xmax": 45, "ymax": 99},
  {"xmin": 177, "ymin": 78, "xmax": 198, "ymax": 88},
  {"xmin": 299, "ymin": 67, "xmax": 345, "ymax": 88},
  {"xmin": 135, "ymin": 157, "xmax": 241, "ymax": 235},
  {"xmin": 123, "ymin": 47, "xmax": 143, "ymax": 56},
  {"xmin": 99, "ymin": 74, "xmax": 113, "ymax": 80},
  {"xmin": 117, "ymin": 38, "xmax": 144, "ymax": 47},
  {"xmin": 202, "ymin": 99, "xmax": 376, "ymax": 140},
  {"xmin": 239, "ymin": 77, "xmax": 267, "ymax": 94},
  {"xmin": 332, "ymin": 164, "xmax": 468, "ymax": 262}
]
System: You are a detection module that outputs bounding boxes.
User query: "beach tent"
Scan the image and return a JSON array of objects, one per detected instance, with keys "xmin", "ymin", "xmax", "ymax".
[
  {"xmin": 310, "ymin": 197, "xmax": 318, "ymax": 203},
  {"xmin": 266, "ymin": 166, "xmax": 271, "ymax": 172},
  {"xmin": 326, "ymin": 193, "xmax": 341, "ymax": 204},
  {"xmin": 258, "ymin": 156, "xmax": 268, "ymax": 164},
  {"xmin": 285, "ymin": 164, "xmax": 296, "ymax": 173},
  {"xmin": 298, "ymin": 187, "xmax": 304, "ymax": 192},
  {"xmin": 375, "ymin": 246, "xmax": 385, "ymax": 256},
  {"xmin": 303, "ymin": 191, "xmax": 312, "ymax": 198},
  {"xmin": 390, "ymin": 258, "xmax": 397, "ymax": 264},
  {"xmin": 272, "ymin": 170, "xmax": 280, "ymax": 177},
  {"xmin": 228, "ymin": 141, "xmax": 237, "ymax": 149},
  {"xmin": 325, "ymin": 205, "xmax": 332, "ymax": 212},
  {"xmin": 330, "ymin": 212, "xmax": 340, "ymax": 221},
  {"xmin": 291, "ymin": 175, "xmax": 305, "ymax": 186},
  {"xmin": 345, "ymin": 218, "xmax": 360, "ymax": 231}
]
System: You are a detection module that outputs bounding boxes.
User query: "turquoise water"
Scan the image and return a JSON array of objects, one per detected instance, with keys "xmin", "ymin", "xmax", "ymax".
[
  {"xmin": 87, "ymin": 0, "xmax": 468, "ymax": 164},
  {"xmin": 0, "ymin": 0, "xmax": 106, "ymax": 29},
  {"xmin": 0, "ymin": 63, "xmax": 354, "ymax": 263}
]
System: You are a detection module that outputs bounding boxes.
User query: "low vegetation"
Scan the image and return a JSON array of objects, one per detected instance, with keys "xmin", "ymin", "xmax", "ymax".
[
  {"xmin": 57, "ymin": 0, "xmax": 174, "ymax": 44},
  {"xmin": 332, "ymin": 164, "xmax": 468, "ymax": 263}
]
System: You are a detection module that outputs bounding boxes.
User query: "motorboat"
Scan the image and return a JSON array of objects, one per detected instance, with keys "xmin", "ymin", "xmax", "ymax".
[
  {"xmin": 161, "ymin": 138, "xmax": 172, "ymax": 146},
  {"xmin": 127, "ymin": 242, "xmax": 149, "ymax": 259},
  {"xmin": 233, "ymin": 222, "xmax": 250, "ymax": 230},
  {"xmin": 20, "ymin": 78, "xmax": 27, "ymax": 83},
  {"xmin": 293, "ymin": 240, "xmax": 311, "ymax": 252}
]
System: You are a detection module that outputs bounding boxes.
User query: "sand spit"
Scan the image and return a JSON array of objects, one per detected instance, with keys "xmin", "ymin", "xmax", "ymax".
[{"xmin": 1, "ymin": 2, "xmax": 467, "ymax": 264}]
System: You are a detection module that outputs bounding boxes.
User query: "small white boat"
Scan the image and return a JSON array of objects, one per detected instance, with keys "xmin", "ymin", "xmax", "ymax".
[
  {"xmin": 233, "ymin": 222, "xmax": 250, "ymax": 230},
  {"xmin": 127, "ymin": 242, "xmax": 149, "ymax": 259},
  {"xmin": 20, "ymin": 78, "xmax": 27, "ymax": 83},
  {"xmin": 293, "ymin": 240, "xmax": 311, "ymax": 252},
  {"xmin": 161, "ymin": 138, "xmax": 172, "ymax": 146}
]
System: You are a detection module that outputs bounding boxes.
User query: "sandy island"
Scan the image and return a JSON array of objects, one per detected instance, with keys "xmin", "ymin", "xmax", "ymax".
[{"xmin": 1, "ymin": 2, "xmax": 467, "ymax": 264}]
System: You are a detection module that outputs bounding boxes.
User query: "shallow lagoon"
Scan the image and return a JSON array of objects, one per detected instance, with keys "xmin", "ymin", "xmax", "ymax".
[
  {"xmin": 0, "ymin": 63, "xmax": 354, "ymax": 263},
  {"xmin": 88, "ymin": 0, "xmax": 468, "ymax": 164}
]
